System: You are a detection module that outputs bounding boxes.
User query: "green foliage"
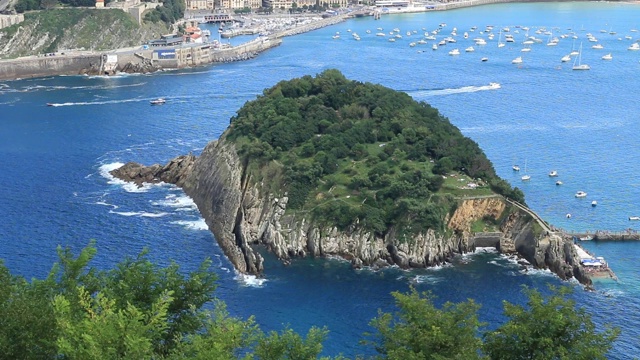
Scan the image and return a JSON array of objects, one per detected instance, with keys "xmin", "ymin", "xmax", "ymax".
[
  {"xmin": 0, "ymin": 246, "xmax": 620, "ymax": 359},
  {"xmin": 226, "ymin": 70, "xmax": 521, "ymax": 237},
  {"xmin": 253, "ymin": 327, "xmax": 331, "ymax": 360},
  {"xmin": 367, "ymin": 288, "xmax": 485, "ymax": 360},
  {"xmin": 144, "ymin": 0, "xmax": 186, "ymax": 25},
  {"xmin": 483, "ymin": 286, "xmax": 620, "ymax": 360}
]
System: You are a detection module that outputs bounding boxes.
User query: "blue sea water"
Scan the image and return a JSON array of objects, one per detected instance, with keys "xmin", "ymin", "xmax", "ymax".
[{"xmin": 1, "ymin": 2, "xmax": 640, "ymax": 357}]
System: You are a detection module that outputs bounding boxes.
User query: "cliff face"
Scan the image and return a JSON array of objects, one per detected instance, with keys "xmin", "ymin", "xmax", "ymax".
[
  {"xmin": 0, "ymin": 9, "xmax": 167, "ymax": 59},
  {"xmin": 111, "ymin": 137, "xmax": 591, "ymax": 286}
]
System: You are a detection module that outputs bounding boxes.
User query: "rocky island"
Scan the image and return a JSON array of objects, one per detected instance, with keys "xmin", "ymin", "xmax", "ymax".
[{"xmin": 111, "ymin": 70, "xmax": 591, "ymax": 286}]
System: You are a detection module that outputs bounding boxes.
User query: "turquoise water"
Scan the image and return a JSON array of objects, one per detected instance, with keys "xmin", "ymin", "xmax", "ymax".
[{"xmin": 1, "ymin": 2, "xmax": 640, "ymax": 357}]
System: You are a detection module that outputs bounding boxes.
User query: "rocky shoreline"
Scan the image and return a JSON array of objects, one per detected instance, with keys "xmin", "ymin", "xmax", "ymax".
[{"xmin": 109, "ymin": 136, "xmax": 592, "ymax": 287}]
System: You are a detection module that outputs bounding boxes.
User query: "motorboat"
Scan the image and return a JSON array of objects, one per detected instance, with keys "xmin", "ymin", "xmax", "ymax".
[
  {"xmin": 448, "ymin": 48, "xmax": 460, "ymax": 55},
  {"xmin": 579, "ymin": 235, "xmax": 593, "ymax": 241},
  {"xmin": 628, "ymin": 43, "xmax": 640, "ymax": 51},
  {"xmin": 521, "ymin": 47, "xmax": 531, "ymax": 52},
  {"xmin": 591, "ymin": 200, "xmax": 598, "ymax": 207},
  {"xmin": 575, "ymin": 191, "xmax": 587, "ymax": 198},
  {"xmin": 150, "ymin": 98, "xmax": 166, "ymax": 105},
  {"xmin": 376, "ymin": 32, "xmax": 386, "ymax": 37},
  {"xmin": 512, "ymin": 165, "xmax": 520, "ymax": 171},
  {"xmin": 548, "ymin": 170, "xmax": 558, "ymax": 177},
  {"xmin": 561, "ymin": 54, "xmax": 571, "ymax": 62},
  {"xmin": 630, "ymin": 216, "xmax": 640, "ymax": 221},
  {"xmin": 555, "ymin": 180, "xmax": 563, "ymax": 185},
  {"xmin": 602, "ymin": 53, "xmax": 613, "ymax": 60},
  {"xmin": 488, "ymin": 82, "xmax": 500, "ymax": 89},
  {"xmin": 481, "ymin": 57, "xmax": 489, "ymax": 62},
  {"xmin": 512, "ymin": 56, "xmax": 523, "ymax": 64},
  {"xmin": 465, "ymin": 46, "xmax": 475, "ymax": 52},
  {"xmin": 592, "ymin": 44, "xmax": 604, "ymax": 49},
  {"xmin": 432, "ymin": 44, "xmax": 438, "ymax": 50},
  {"xmin": 388, "ymin": 38, "xmax": 396, "ymax": 42}
]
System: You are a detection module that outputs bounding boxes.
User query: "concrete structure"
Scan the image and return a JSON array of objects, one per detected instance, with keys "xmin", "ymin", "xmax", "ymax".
[
  {"xmin": 148, "ymin": 34, "xmax": 184, "ymax": 47},
  {"xmin": 0, "ymin": 14, "xmax": 24, "ymax": 29},
  {"xmin": 186, "ymin": 0, "xmax": 214, "ymax": 9},
  {"xmin": 104, "ymin": 0, "xmax": 157, "ymax": 24},
  {"xmin": 0, "ymin": 54, "xmax": 101, "ymax": 80}
]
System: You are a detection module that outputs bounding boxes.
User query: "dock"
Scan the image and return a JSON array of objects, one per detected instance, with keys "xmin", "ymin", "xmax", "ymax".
[{"xmin": 573, "ymin": 244, "xmax": 617, "ymax": 281}]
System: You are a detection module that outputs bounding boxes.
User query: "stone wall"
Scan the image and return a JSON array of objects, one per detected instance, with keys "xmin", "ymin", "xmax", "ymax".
[
  {"xmin": 0, "ymin": 14, "xmax": 23, "ymax": 30},
  {"xmin": 0, "ymin": 54, "xmax": 101, "ymax": 80}
]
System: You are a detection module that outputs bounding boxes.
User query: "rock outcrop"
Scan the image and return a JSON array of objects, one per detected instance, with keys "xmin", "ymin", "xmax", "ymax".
[{"xmin": 111, "ymin": 137, "xmax": 591, "ymax": 286}]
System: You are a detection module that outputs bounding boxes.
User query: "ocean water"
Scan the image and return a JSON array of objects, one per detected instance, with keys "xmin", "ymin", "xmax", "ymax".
[{"xmin": 1, "ymin": 2, "xmax": 640, "ymax": 357}]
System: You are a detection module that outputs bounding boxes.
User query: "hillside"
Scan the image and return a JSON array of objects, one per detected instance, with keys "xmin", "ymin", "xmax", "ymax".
[
  {"xmin": 111, "ymin": 71, "xmax": 588, "ymax": 285},
  {"xmin": 0, "ymin": 9, "xmax": 168, "ymax": 59},
  {"xmin": 227, "ymin": 69, "xmax": 525, "ymax": 239}
]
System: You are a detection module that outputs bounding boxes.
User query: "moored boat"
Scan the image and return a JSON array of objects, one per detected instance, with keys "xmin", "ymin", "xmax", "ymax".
[{"xmin": 575, "ymin": 191, "xmax": 587, "ymax": 198}]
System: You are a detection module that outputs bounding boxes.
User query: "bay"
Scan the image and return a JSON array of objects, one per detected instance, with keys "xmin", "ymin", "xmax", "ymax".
[{"xmin": 1, "ymin": 2, "xmax": 639, "ymax": 357}]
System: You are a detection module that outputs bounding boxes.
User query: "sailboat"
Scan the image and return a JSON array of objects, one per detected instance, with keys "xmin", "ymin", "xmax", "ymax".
[
  {"xmin": 497, "ymin": 29, "xmax": 505, "ymax": 48},
  {"xmin": 572, "ymin": 42, "xmax": 590, "ymax": 70},
  {"xmin": 521, "ymin": 160, "xmax": 531, "ymax": 181}
]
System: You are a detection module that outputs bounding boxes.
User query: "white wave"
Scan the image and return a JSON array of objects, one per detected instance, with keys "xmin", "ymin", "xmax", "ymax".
[
  {"xmin": 46, "ymin": 97, "xmax": 152, "ymax": 107},
  {"xmin": 235, "ymin": 273, "xmax": 267, "ymax": 288},
  {"xmin": 109, "ymin": 210, "xmax": 169, "ymax": 217},
  {"xmin": 474, "ymin": 247, "xmax": 499, "ymax": 254},
  {"xmin": 98, "ymin": 162, "xmax": 164, "ymax": 193},
  {"xmin": 412, "ymin": 274, "xmax": 443, "ymax": 284},
  {"xmin": 519, "ymin": 267, "xmax": 555, "ymax": 277},
  {"xmin": 410, "ymin": 83, "xmax": 500, "ymax": 97},
  {"xmin": 171, "ymin": 219, "xmax": 209, "ymax": 231},
  {"xmin": 151, "ymin": 194, "xmax": 197, "ymax": 210}
]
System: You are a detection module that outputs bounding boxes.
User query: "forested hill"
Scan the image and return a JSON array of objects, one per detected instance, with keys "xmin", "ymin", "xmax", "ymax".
[
  {"xmin": 0, "ymin": 9, "xmax": 168, "ymax": 59},
  {"xmin": 227, "ymin": 70, "xmax": 525, "ymax": 237}
]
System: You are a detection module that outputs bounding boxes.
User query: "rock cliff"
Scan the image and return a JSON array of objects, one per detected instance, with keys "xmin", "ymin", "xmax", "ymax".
[{"xmin": 111, "ymin": 136, "xmax": 591, "ymax": 286}]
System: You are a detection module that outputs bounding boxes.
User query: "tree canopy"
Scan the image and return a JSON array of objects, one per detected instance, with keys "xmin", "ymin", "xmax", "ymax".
[
  {"xmin": 227, "ymin": 70, "xmax": 525, "ymax": 238},
  {"xmin": 0, "ymin": 244, "xmax": 619, "ymax": 359}
]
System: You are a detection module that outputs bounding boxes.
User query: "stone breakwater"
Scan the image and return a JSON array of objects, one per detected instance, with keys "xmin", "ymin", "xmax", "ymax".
[
  {"xmin": 274, "ymin": 15, "xmax": 347, "ymax": 38},
  {"xmin": 109, "ymin": 135, "xmax": 591, "ymax": 286}
]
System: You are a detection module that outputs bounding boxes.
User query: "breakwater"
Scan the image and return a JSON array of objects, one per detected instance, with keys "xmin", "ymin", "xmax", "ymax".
[
  {"xmin": 274, "ymin": 15, "xmax": 347, "ymax": 38},
  {"xmin": 0, "ymin": 54, "xmax": 101, "ymax": 80}
]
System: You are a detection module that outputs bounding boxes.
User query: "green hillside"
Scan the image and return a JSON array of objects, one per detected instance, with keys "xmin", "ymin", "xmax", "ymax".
[
  {"xmin": 0, "ymin": 9, "xmax": 168, "ymax": 58},
  {"xmin": 227, "ymin": 70, "xmax": 525, "ymax": 238}
]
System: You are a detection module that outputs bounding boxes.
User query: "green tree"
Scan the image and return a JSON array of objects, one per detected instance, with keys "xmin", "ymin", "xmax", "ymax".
[
  {"xmin": 367, "ymin": 288, "xmax": 485, "ymax": 360},
  {"xmin": 483, "ymin": 286, "xmax": 620, "ymax": 360},
  {"xmin": 253, "ymin": 327, "xmax": 330, "ymax": 360}
]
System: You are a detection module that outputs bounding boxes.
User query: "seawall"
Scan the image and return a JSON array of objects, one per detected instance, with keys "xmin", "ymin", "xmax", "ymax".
[{"xmin": 0, "ymin": 54, "xmax": 101, "ymax": 80}]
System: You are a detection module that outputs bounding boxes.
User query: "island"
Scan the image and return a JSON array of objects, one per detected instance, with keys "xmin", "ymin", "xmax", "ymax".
[{"xmin": 111, "ymin": 70, "xmax": 591, "ymax": 286}]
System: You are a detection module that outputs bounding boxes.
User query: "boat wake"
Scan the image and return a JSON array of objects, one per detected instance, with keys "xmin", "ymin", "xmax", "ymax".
[
  {"xmin": 47, "ymin": 97, "xmax": 154, "ymax": 107},
  {"xmin": 408, "ymin": 83, "xmax": 501, "ymax": 97}
]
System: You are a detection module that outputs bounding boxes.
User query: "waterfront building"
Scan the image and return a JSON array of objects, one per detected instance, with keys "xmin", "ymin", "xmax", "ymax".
[{"xmin": 186, "ymin": 0, "xmax": 214, "ymax": 10}]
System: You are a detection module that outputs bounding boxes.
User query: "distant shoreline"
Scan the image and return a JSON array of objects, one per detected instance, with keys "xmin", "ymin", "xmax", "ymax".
[{"xmin": 1, "ymin": 0, "xmax": 636, "ymax": 80}]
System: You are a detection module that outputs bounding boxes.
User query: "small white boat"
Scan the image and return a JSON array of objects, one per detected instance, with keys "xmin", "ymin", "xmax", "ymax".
[
  {"xmin": 628, "ymin": 43, "xmax": 640, "ymax": 51},
  {"xmin": 488, "ymin": 82, "xmax": 500, "ymax": 89},
  {"xmin": 556, "ymin": 180, "xmax": 563, "ymax": 185},
  {"xmin": 521, "ymin": 174, "xmax": 531, "ymax": 181},
  {"xmin": 332, "ymin": 35, "xmax": 340, "ymax": 39},
  {"xmin": 592, "ymin": 44, "xmax": 604, "ymax": 49},
  {"xmin": 630, "ymin": 216, "xmax": 640, "ymax": 221},
  {"xmin": 481, "ymin": 57, "xmax": 489, "ymax": 62},
  {"xmin": 521, "ymin": 47, "xmax": 531, "ymax": 52},
  {"xmin": 561, "ymin": 54, "xmax": 572, "ymax": 62},
  {"xmin": 591, "ymin": 200, "xmax": 598, "ymax": 207},
  {"xmin": 512, "ymin": 56, "xmax": 523, "ymax": 64},
  {"xmin": 448, "ymin": 48, "xmax": 460, "ymax": 55},
  {"xmin": 512, "ymin": 165, "xmax": 520, "ymax": 171},
  {"xmin": 579, "ymin": 235, "xmax": 593, "ymax": 241},
  {"xmin": 150, "ymin": 98, "xmax": 166, "ymax": 105},
  {"xmin": 432, "ymin": 44, "xmax": 438, "ymax": 50},
  {"xmin": 548, "ymin": 170, "xmax": 558, "ymax": 177},
  {"xmin": 575, "ymin": 191, "xmax": 587, "ymax": 198},
  {"xmin": 388, "ymin": 38, "xmax": 396, "ymax": 42},
  {"xmin": 465, "ymin": 46, "xmax": 475, "ymax": 52},
  {"xmin": 566, "ymin": 213, "xmax": 572, "ymax": 219},
  {"xmin": 376, "ymin": 32, "xmax": 386, "ymax": 37},
  {"xmin": 602, "ymin": 53, "xmax": 613, "ymax": 60}
]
